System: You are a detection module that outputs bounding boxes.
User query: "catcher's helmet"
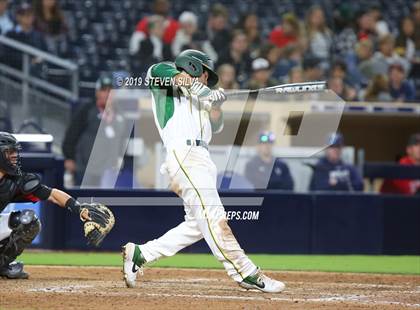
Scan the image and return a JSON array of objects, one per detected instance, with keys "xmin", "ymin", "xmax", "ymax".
[
  {"xmin": 175, "ymin": 49, "xmax": 219, "ymax": 87},
  {"xmin": 0, "ymin": 131, "xmax": 22, "ymax": 176}
]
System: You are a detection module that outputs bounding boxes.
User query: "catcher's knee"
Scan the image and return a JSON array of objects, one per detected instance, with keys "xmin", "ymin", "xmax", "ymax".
[
  {"xmin": 9, "ymin": 210, "xmax": 41, "ymax": 242},
  {"xmin": 0, "ymin": 210, "xmax": 41, "ymax": 267}
]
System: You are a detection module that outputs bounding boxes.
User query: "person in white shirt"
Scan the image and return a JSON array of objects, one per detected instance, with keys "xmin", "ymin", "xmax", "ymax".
[{"xmin": 0, "ymin": 0, "xmax": 13, "ymax": 35}]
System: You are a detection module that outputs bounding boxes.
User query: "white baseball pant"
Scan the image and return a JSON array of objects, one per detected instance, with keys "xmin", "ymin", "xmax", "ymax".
[{"xmin": 139, "ymin": 146, "xmax": 257, "ymax": 282}]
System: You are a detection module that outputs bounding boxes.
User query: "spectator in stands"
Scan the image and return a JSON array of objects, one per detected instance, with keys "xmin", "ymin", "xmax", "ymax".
[
  {"xmin": 388, "ymin": 62, "xmax": 416, "ymax": 102},
  {"xmin": 205, "ymin": 3, "xmax": 231, "ymax": 62},
  {"xmin": 368, "ymin": 5, "xmax": 390, "ymax": 38},
  {"xmin": 329, "ymin": 60, "xmax": 357, "ymax": 100},
  {"xmin": 328, "ymin": 77, "xmax": 357, "ymax": 101},
  {"xmin": 171, "ymin": 11, "xmax": 200, "ymax": 56},
  {"xmin": 287, "ymin": 66, "xmax": 304, "ymax": 83},
  {"xmin": 246, "ymin": 58, "xmax": 277, "ymax": 90},
  {"xmin": 32, "ymin": 0, "xmax": 68, "ymax": 56},
  {"xmin": 302, "ymin": 56, "xmax": 324, "ymax": 82},
  {"xmin": 236, "ymin": 13, "xmax": 261, "ymax": 58},
  {"xmin": 260, "ymin": 43, "xmax": 281, "ymax": 68},
  {"xmin": 364, "ymin": 74, "xmax": 392, "ymax": 102},
  {"xmin": 216, "ymin": 64, "xmax": 239, "ymax": 90},
  {"xmin": 4, "ymin": 3, "xmax": 47, "ymax": 70},
  {"xmin": 131, "ymin": 15, "xmax": 172, "ymax": 73},
  {"xmin": 328, "ymin": 77, "xmax": 345, "ymax": 98},
  {"xmin": 129, "ymin": 0, "xmax": 179, "ymax": 55},
  {"xmin": 330, "ymin": 60, "xmax": 353, "ymax": 86},
  {"xmin": 217, "ymin": 30, "xmax": 252, "ymax": 86},
  {"xmin": 346, "ymin": 39, "xmax": 374, "ymax": 87},
  {"xmin": 309, "ymin": 133, "xmax": 363, "ymax": 192},
  {"xmin": 333, "ymin": 4, "xmax": 358, "ymax": 57},
  {"xmin": 245, "ymin": 131, "xmax": 294, "ymax": 190},
  {"xmin": 0, "ymin": 101, "xmax": 11, "ymax": 132},
  {"xmin": 62, "ymin": 74, "xmax": 126, "ymax": 186},
  {"xmin": 413, "ymin": 2, "xmax": 420, "ymax": 54},
  {"xmin": 305, "ymin": 6, "xmax": 332, "ymax": 66},
  {"xmin": 368, "ymin": 34, "xmax": 410, "ymax": 77},
  {"xmin": 272, "ymin": 44, "xmax": 303, "ymax": 81},
  {"xmin": 356, "ymin": 9, "xmax": 376, "ymax": 42},
  {"xmin": 381, "ymin": 133, "xmax": 420, "ymax": 195},
  {"xmin": 0, "ymin": 0, "xmax": 13, "ymax": 35},
  {"xmin": 395, "ymin": 17, "xmax": 416, "ymax": 63},
  {"xmin": 269, "ymin": 13, "xmax": 301, "ymax": 50}
]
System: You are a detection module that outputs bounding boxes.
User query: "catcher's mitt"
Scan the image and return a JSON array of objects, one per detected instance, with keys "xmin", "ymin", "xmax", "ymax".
[{"xmin": 79, "ymin": 203, "xmax": 115, "ymax": 247}]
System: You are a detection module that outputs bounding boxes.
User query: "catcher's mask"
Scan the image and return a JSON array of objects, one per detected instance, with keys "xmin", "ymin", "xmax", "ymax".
[
  {"xmin": 175, "ymin": 49, "xmax": 219, "ymax": 87},
  {"xmin": 0, "ymin": 131, "xmax": 22, "ymax": 176}
]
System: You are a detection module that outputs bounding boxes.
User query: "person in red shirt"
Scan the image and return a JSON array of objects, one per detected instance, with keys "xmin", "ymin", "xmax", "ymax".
[
  {"xmin": 269, "ymin": 13, "xmax": 300, "ymax": 49},
  {"xmin": 381, "ymin": 133, "xmax": 420, "ymax": 195},
  {"xmin": 129, "ymin": 0, "xmax": 179, "ymax": 55}
]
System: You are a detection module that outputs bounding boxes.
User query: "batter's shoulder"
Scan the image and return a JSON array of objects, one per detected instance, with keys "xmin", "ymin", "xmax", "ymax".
[{"xmin": 149, "ymin": 61, "xmax": 180, "ymax": 79}]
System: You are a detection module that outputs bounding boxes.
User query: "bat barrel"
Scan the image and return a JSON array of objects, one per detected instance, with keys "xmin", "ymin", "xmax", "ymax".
[{"xmin": 225, "ymin": 81, "xmax": 327, "ymax": 97}]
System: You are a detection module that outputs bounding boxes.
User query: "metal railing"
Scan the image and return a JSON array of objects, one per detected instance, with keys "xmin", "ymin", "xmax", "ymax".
[{"xmin": 0, "ymin": 35, "xmax": 79, "ymax": 117}]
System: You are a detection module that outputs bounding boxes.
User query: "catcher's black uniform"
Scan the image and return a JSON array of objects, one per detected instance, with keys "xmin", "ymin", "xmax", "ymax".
[
  {"xmin": 0, "ymin": 173, "xmax": 52, "ymax": 213},
  {"xmin": 0, "ymin": 131, "xmax": 115, "ymax": 279},
  {"xmin": 0, "ymin": 173, "xmax": 47, "ymax": 278}
]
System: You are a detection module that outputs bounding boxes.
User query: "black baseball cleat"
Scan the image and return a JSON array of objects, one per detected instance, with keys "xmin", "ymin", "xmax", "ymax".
[{"xmin": 0, "ymin": 261, "xmax": 29, "ymax": 279}]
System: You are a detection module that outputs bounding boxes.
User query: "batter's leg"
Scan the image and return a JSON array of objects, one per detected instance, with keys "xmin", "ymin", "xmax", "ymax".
[
  {"xmin": 122, "ymin": 207, "xmax": 202, "ymax": 288},
  {"xmin": 171, "ymin": 151, "xmax": 257, "ymax": 283},
  {"xmin": 172, "ymin": 152, "xmax": 285, "ymax": 292},
  {"xmin": 139, "ymin": 215, "xmax": 203, "ymax": 262}
]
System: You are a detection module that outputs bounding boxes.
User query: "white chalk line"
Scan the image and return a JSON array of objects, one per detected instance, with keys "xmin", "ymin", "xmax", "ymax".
[
  {"xmin": 29, "ymin": 285, "xmax": 93, "ymax": 293},
  {"xmin": 113, "ymin": 291, "xmax": 420, "ymax": 308},
  {"xmin": 26, "ymin": 282, "xmax": 420, "ymax": 308}
]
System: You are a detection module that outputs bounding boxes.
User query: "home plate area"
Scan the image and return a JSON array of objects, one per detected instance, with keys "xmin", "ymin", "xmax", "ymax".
[{"xmin": 0, "ymin": 266, "xmax": 419, "ymax": 309}]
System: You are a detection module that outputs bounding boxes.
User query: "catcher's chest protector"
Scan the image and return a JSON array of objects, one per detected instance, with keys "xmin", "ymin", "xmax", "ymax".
[{"xmin": 0, "ymin": 176, "xmax": 20, "ymax": 212}]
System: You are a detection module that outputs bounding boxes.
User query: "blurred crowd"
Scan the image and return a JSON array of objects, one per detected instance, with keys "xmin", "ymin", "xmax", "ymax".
[
  {"xmin": 0, "ymin": 0, "xmax": 419, "ymax": 102},
  {"xmin": 0, "ymin": 0, "xmax": 419, "ymax": 194},
  {"xmin": 128, "ymin": 0, "xmax": 420, "ymax": 102},
  {"xmin": 0, "ymin": 0, "xmax": 69, "ymax": 71}
]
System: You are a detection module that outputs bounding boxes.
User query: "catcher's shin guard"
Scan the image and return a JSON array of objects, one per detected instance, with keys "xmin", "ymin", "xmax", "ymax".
[{"xmin": 0, "ymin": 210, "xmax": 41, "ymax": 267}]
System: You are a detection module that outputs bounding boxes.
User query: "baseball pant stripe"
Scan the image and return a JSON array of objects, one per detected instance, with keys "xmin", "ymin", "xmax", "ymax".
[{"xmin": 173, "ymin": 150, "xmax": 244, "ymax": 280}]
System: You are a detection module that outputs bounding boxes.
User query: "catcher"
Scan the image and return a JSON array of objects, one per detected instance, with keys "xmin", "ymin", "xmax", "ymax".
[{"xmin": 0, "ymin": 131, "xmax": 114, "ymax": 279}]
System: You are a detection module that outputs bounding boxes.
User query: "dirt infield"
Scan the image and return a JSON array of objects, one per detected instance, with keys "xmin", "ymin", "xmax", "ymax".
[{"xmin": 0, "ymin": 266, "xmax": 419, "ymax": 309}]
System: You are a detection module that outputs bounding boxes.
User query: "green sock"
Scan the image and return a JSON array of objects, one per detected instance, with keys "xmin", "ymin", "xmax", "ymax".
[{"xmin": 133, "ymin": 245, "xmax": 146, "ymax": 267}]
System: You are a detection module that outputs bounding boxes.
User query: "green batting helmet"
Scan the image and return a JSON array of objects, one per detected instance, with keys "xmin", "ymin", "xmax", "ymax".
[{"xmin": 175, "ymin": 49, "xmax": 219, "ymax": 87}]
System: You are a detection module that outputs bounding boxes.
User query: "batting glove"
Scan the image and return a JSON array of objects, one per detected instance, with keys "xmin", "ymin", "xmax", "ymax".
[
  {"xmin": 211, "ymin": 88, "xmax": 226, "ymax": 107},
  {"xmin": 190, "ymin": 80, "xmax": 212, "ymax": 101}
]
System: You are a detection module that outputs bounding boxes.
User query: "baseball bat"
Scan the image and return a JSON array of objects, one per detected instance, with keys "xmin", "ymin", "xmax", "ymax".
[{"xmin": 225, "ymin": 81, "xmax": 326, "ymax": 97}]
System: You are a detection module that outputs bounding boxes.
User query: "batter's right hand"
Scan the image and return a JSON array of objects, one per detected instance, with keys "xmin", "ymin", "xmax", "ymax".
[{"xmin": 190, "ymin": 80, "xmax": 212, "ymax": 101}]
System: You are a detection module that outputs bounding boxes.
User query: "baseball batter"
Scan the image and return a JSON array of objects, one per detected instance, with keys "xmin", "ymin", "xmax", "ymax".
[{"xmin": 123, "ymin": 49, "xmax": 285, "ymax": 293}]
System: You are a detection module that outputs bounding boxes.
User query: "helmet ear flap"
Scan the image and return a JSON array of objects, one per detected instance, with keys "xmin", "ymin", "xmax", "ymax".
[
  {"xmin": 187, "ymin": 59, "xmax": 203, "ymax": 77},
  {"xmin": 175, "ymin": 56, "xmax": 203, "ymax": 77}
]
